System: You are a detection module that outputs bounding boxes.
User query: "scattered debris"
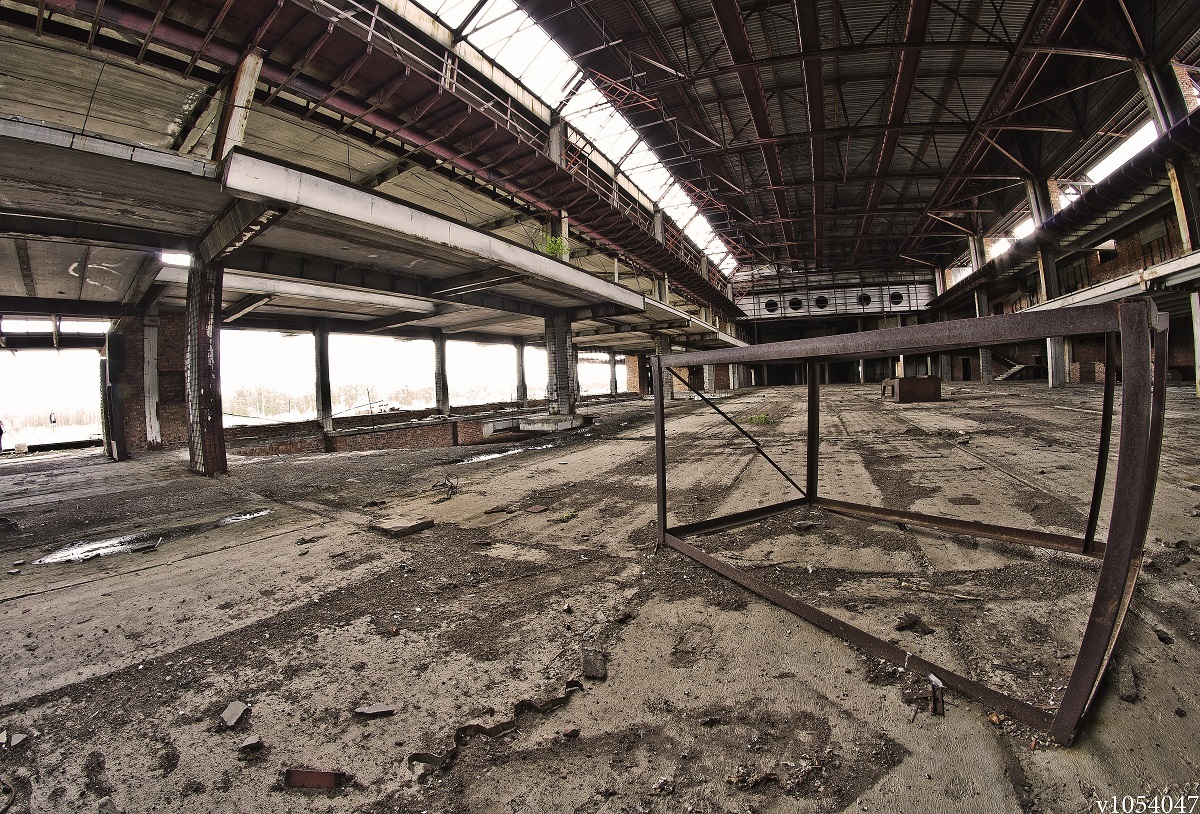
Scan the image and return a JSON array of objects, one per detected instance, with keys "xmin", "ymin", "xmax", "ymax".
[
  {"xmin": 370, "ymin": 516, "xmax": 434, "ymax": 538},
  {"xmin": 894, "ymin": 612, "xmax": 934, "ymax": 636},
  {"xmin": 1174, "ymin": 708, "xmax": 1187, "ymax": 718},
  {"xmin": 561, "ymin": 604, "xmax": 572, "ymax": 614},
  {"xmin": 699, "ymin": 716, "xmax": 726, "ymax": 727},
  {"xmin": 651, "ymin": 776, "xmax": 676, "ymax": 795},
  {"xmin": 483, "ymin": 505, "xmax": 514, "ymax": 514},
  {"xmin": 581, "ymin": 647, "xmax": 607, "ymax": 680},
  {"xmin": 7, "ymin": 733, "xmax": 26, "ymax": 749},
  {"xmin": 525, "ymin": 505, "xmax": 548, "ymax": 514},
  {"xmin": 988, "ymin": 712, "xmax": 1003, "ymax": 726},
  {"xmin": 1154, "ymin": 627, "xmax": 1175, "ymax": 645},
  {"xmin": 283, "ymin": 768, "xmax": 352, "ymax": 789},
  {"xmin": 898, "ymin": 580, "xmax": 981, "ymax": 602},
  {"xmin": 1116, "ymin": 661, "xmax": 1139, "ymax": 702},
  {"xmin": 361, "ymin": 500, "xmax": 386, "ymax": 508},
  {"xmin": 0, "ymin": 517, "xmax": 19, "ymax": 532},
  {"xmin": 329, "ymin": 551, "xmax": 347, "ymax": 559},
  {"xmin": 561, "ymin": 728, "xmax": 581, "ymax": 739},
  {"xmin": 725, "ymin": 764, "xmax": 778, "ymax": 790},
  {"xmin": 991, "ymin": 662, "xmax": 1029, "ymax": 678},
  {"xmin": 10, "ymin": 560, "xmax": 24, "ymax": 567},
  {"xmin": 96, "ymin": 797, "xmax": 122, "ymax": 814},
  {"xmin": 238, "ymin": 735, "xmax": 264, "ymax": 753},
  {"xmin": 929, "ymin": 674, "xmax": 945, "ymax": 716},
  {"xmin": 431, "ymin": 472, "xmax": 459, "ymax": 500},
  {"xmin": 791, "ymin": 520, "xmax": 822, "ymax": 532},
  {"xmin": 5, "ymin": 570, "xmax": 17, "ymax": 576},
  {"xmin": 220, "ymin": 701, "xmax": 249, "ymax": 728},
  {"xmin": 354, "ymin": 704, "xmax": 395, "ymax": 718},
  {"xmin": 408, "ymin": 680, "xmax": 584, "ymax": 772},
  {"xmin": 0, "ymin": 777, "xmax": 14, "ymax": 814}
]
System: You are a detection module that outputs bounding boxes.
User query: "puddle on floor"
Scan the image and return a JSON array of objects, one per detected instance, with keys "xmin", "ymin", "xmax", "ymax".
[
  {"xmin": 457, "ymin": 443, "xmax": 556, "ymax": 465},
  {"xmin": 36, "ymin": 509, "xmax": 274, "ymax": 564}
]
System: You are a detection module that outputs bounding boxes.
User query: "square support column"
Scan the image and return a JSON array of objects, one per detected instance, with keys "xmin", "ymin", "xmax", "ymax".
[
  {"xmin": 974, "ymin": 288, "xmax": 993, "ymax": 384},
  {"xmin": 184, "ymin": 260, "xmax": 227, "ymax": 476},
  {"xmin": 544, "ymin": 312, "xmax": 575, "ymax": 414},
  {"xmin": 315, "ymin": 318, "xmax": 333, "ymax": 432},
  {"xmin": 609, "ymin": 351, "xmax": 619, "ymax": 396},
  {"xmin": 1192, "ymin": 290, "xmax": 1200, "ymax": 398},
  {"xmin": 143, "ymin": 315, "xmax": 161, "ymax": 447},
  {"xmin": 702, "ymin": 364, "xmax": 715, "ymax": 393},
  {"xmin": 654, "ymin": 334, "xmax": 674, "ymax": 401},
  {"xmin": 1047, "ymin": 336, "xmax": 1067, "ymax": 388},
  {"xmin": 515, "ymin": 338, "xmax": 528, "ymax": 405},
  {"xmin": 433, "ymin": 330, "xmax": 450, "ymax": 416}
]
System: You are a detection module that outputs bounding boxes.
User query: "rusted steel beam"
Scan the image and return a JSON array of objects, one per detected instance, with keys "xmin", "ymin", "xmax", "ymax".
[
  {"xmin": 853, "ymin": 0, "xmax": 932, "ymax": 261},
  {"xmin": 661, "ymin": 532, "xmax": 1055, "ymax": 731},
  {"xmin": 709, "ymin": 0, "xmax": 800, "ymax": 268},
  {"xmin": 655, "ymin": 300, "xmax": 1167, "ymax": 746}
]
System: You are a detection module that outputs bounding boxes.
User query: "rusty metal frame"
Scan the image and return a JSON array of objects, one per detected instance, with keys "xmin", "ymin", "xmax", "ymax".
[{"xmin": 652, "ymin": 301, "xmax": 1168, "ymax": 745}]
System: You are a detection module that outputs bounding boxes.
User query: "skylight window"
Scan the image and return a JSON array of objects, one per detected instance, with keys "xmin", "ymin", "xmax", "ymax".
[
  {"xmin": 1013, "ymin": 217, "xmax": 1035, "ymax": 240},
  {"xmin": 1086, "ymin": 120, "xmax": 1158, "ymax": 184},
  {"xmin": 418, "ymin": 0, "xmax": 737, "ymax": 279}
]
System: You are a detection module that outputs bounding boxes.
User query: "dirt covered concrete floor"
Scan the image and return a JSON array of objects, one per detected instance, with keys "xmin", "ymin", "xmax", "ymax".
[{"xmin": 0, "ymin": 383, "xmax": 1198, "ymax": 813}]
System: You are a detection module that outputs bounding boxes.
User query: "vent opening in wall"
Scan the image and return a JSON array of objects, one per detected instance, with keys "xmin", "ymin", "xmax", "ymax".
[
  {"xmin": 814, "ymin": 296, "xmax": 829, "ymax": 309},
  {"xmin": 857, "ymin": 293, "xmax": 872, "ymax": 307},
  {"xmin": 789, "ymin": 297, "xmax": 803, "ymax": 311},
  {"xmin": 764, "ymin": 299, "xmax": 779, "ymax": 312},
  {"xmin": 889, "ymin": 291, "xmax": 904, "ymax": 305}
]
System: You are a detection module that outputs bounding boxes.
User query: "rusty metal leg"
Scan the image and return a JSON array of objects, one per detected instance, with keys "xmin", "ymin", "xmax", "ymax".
[
  {"xmin": 806, "ymin": 362, "xmax": 820, "ymax": 500},
  {"xmin": 1049, "ymin": 301, "xmax": 1156, "ymax": 745},
  {"xmin": 652, "ymin": 356, "xmax": 667, "ymax": 553},
  {"xmin": 1083, "ymin": 332, "xmax": 1118, "ymax": 553}
]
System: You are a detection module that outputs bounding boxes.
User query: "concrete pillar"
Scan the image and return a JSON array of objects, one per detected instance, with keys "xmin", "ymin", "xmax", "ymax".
[
  {"xmin": 315, "ymin": 318, "xmax": 333, "ymax": 431},
  {"xmin": 654, "ymin": 334, "xmax": 674, "ymax": 401},
  {"xmin": 514, "ymin": 338, "xmax": 528, "ymax": 404},
  {"xmin": 653, "ymin": 208, "xmax": 665, "ymax": 243},
  {"xmin": 609, "ymin": 351, "xmax": 619, "ymax": 396},
  {"xmin": 103, "ymin": 330, "xmax": 129, "ymax": 461},
  {"xmin": 1191, "ymin": 290, "xmax": 1200, "ymax": 398},
  {"xmin": 703, "ymin": 364, "xmax": 715, "ymax": 393},
  {"xmin": 570, "ymin": 345, "xmax": 580, "ymax": 404},
  {"xmin": 184, "ymin": 259, "xmax": 227, "ymax": 476},
  {"xmin": 898, "ymin": 355, "xmax": 906, "ymax": 378},
  {"xmin": 544, "ymin": 312, "xmax": 575, "ymax": 414},
  {"xmin": 1047, "ymin": 337, "xmax": 1067, "ymax": 388},
  {"xmin": 549, "ymin": 209, "xmax": 570, "ymax": 260},
  {"xmin": 729, "ymin": 363, "xmax": 740, "ymax": 390},
  {"xmin": 857, "ymin": 359, "xmax": 865, "ymax": 384},
  {"xmin": 215, "ymin": 48, "xmax": 264, "ymax": 160},
  {"xmin": 433, "ymin": 330, "xmax": 450, "ymax": 416},
  {"xmin": 974, "ymin": 288, "xmax": 993, "ymax": 384},
  {"xmin": 937, "ymin": 312, "xmax": 953, "ymax": 381},
  {"xmin": 143, "ymin": 314, "xmax": 161, "ymax": 447}
]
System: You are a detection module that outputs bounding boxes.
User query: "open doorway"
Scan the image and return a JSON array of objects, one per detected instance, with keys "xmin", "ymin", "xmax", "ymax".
[{"xmin": 0, "ymin": 345, "xmax": 104, "ymax": 452}]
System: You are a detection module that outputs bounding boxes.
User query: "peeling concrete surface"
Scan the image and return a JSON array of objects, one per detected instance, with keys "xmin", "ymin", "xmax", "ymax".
[{"xmin": 0, "ymin": 384, "xmax": 1197, "ymax": 813}]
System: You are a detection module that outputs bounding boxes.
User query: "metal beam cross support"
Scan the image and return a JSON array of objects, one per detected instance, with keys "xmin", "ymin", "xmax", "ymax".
[{"xmin": 652, "ymin": 301, "xmax": 1167, "ymax": 746}]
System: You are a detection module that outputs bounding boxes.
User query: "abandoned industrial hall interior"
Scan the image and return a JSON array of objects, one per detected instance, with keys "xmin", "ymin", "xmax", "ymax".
[{"xmin": 3, "ymin": 0, "xmax": 1200, "ymax": 811}]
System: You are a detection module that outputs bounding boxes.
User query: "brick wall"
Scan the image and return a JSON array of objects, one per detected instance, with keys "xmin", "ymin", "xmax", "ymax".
[
  {"xmin": 626, "ymin": 355, "xmax": 649, "ymax": 394},
  {"xmin": 112, "ymin": 312, "xmax": 190, "ymax": 453}
]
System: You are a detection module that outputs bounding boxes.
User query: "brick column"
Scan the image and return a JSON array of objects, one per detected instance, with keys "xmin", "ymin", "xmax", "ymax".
[
  {"xmin": 544, "ymin": 312, "xmax": 574, "ymax": 414},
  {"xmin": 184, "ymin": 259, "xmax": 227, "ymax": 475}
]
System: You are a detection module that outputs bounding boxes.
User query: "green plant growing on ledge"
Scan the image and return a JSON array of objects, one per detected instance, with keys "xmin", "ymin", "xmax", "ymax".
[
  {"xmin": 552, "ymin": 510, "xmax": 578, "ymax": 523},
  {"xmin": 539, "ymin": 231, "xmax": 568, "ymax": 259},
  {"xmin": 746, "ymin": 413, "xmax": 777, "ymax": 426}
]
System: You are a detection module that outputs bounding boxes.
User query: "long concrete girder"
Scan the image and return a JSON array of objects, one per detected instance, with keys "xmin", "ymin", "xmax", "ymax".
[{"xmin": 0, "ymin": 0, "xmax": 741, "ymax": 320}]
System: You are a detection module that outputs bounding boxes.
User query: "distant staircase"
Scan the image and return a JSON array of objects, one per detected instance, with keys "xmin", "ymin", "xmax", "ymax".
[{"xmin": 995, "ymin": 364, "xmax": 1029, "ymax": 381}]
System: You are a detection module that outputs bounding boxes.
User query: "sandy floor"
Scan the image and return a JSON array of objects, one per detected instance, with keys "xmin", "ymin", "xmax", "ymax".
[{"xmin": 0, "ymin": 383, "xmax": 1197, "ymax": 813}]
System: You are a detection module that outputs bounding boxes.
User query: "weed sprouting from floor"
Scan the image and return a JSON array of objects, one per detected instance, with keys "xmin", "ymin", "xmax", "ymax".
[{"xmin": 746, "ymin": 413, "xmax": 777, "ymax": 426}]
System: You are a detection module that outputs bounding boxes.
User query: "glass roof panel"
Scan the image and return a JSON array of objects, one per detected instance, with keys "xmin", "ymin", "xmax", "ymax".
[{"xmin": 412, "ymin": 0, "xmax": 735, "ymax": 280}]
